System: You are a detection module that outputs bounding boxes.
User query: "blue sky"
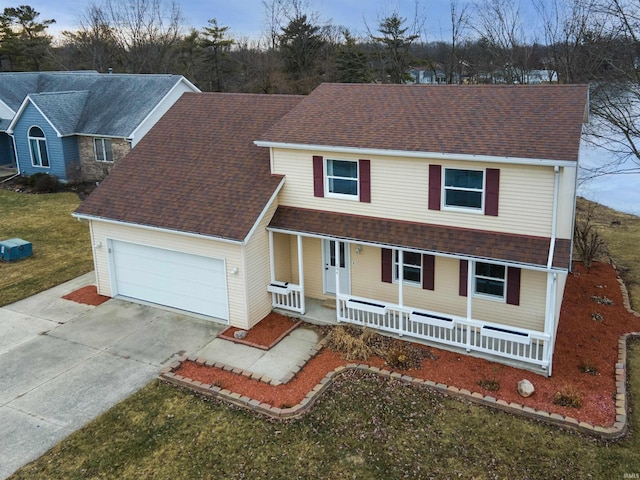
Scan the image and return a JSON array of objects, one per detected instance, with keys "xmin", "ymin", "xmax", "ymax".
[{"xmin": 31, "ymin": 0, "xmax": 467, "ymax": 41}]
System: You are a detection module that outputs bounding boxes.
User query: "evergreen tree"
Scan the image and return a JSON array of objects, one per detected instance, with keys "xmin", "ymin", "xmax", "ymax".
[
  {"xmin": 335, "ymin": 30, "xmax": 370, "ymax": 83},
  {"xmin": 200, "ymin": 18, "xmax": 234, "ymax": 92},
  {"xmin": 0, "ymin": 5, "xmax": 55, "ymax": 71},
  {"xmin": 371, "ymin": 13, "xmax": 418, "ymax": 83}
]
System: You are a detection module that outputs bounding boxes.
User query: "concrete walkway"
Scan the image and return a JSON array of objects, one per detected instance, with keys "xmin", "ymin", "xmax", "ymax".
[{"xmin": 0, "ymin": 274, "xmax": 319, "ymax": 479}]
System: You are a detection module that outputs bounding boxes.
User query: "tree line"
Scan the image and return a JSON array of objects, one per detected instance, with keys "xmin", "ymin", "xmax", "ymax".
[{"xmin": 1, "ymin": 0, "xmax": 639, "ymax": 176}]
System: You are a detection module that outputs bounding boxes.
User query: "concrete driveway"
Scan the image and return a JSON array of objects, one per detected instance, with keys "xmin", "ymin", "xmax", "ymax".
[{"xmin": 0, "ymin": 273, "xmax": 225, "ymax": 479}]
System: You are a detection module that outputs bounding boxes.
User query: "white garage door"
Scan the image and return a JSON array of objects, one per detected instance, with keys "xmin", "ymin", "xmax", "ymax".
[{"xmin": 110, "ymin": 240, "xmax": 228, "ymax": 321}]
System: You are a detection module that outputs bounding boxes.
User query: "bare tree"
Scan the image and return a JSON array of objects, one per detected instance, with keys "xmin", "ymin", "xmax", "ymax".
[
  {"xmin": 472, "ymin": 0, "xmax": 532, "ymax": 84},
  {"xmin": 448, "ymin": 0, "xmax": 470, "ymax": 83},
  {"xmin": 582, "ymin": 0, "xmax": 640, "ymax": 177},
  {"xmin": 86, "ymin": 0, "xmax": 184, "ymax": 73}
]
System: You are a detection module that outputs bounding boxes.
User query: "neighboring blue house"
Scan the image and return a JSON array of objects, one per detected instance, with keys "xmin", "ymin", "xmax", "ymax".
[{"xmin": 0, "ymin": 71, "xmax": 199, "ymax": 182}]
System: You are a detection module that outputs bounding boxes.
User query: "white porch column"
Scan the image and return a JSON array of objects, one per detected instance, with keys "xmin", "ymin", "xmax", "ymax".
[
  {"xmin": 466, "ymin": 259, "xmax": 473, "ymax": 352},
  {"xmin": 543, "ymin": 271, "xmax": 557, "ymax": 375},
  {"xmin": 398, "ymin": 249, "xmax": 404, "ymax": 307},
  {"xmin": 268, "ymin": 230, "xmax": 275, "ymax": 283},
  {"xmin": 297, "ymin": 234, "xmax": 305, "ymax": 314},
  {"xmin": 466, "ymin": 259, "xmax": 473, "ymax": 320},
  {"xmin": 334, "ymin": 239, "xmax": 340, "ymax": 299}
]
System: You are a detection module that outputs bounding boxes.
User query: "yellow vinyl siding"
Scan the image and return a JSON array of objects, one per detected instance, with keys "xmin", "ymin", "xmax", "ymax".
[
  {"xmin": 472, "ymin": 268, "xmax": 547, "ymax": 332},
  {"xmin": 301, "ymin": 236, "xmax": 331, "ymax": 300},
  {"xmin": 273, "ymin": 232, "xmax": 293, "ymax": 283},
  {"xmin": 271, "ymin": 148, "xmax": 558, "ymax": 237},
  {"xmin": 244, "ymin": 202, "xmax": 278, "ymax": 328},
  {"xmin": 89, "ymin": 220, "xmax": 247, "ymax": 328},
  {"xmin": 301, "ymin": 240, "xmax": 547, "ymax": 332},
  {"xmin": 556, "ymin": 166, "xmax": 577, "ymax": 239}
]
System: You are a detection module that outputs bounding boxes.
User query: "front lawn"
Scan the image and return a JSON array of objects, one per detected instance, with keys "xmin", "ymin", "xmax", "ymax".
[
  {"xmin": 10, "ymin": 341, "xmax": 640, "ymax": 479},
  {"xmin": 0, "ymin": 190, "xmax": 93, "ymax": 307}
]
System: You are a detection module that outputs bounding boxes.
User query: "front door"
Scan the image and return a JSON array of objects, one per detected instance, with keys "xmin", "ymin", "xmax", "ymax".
[{"xmin": 323, "ymin": 239, "xmax": 351, "ymax": 295}]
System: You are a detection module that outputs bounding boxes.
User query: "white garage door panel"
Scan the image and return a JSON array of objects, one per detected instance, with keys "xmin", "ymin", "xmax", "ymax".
[{"xmin": 111, "ymin": 240, "xmax": 228, "ymax": 321}]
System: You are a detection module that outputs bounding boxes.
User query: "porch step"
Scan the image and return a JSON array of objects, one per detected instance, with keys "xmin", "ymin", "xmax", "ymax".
[{"xmin": 322, "ymin": 299, "xmax": 337, "ymax": 310}]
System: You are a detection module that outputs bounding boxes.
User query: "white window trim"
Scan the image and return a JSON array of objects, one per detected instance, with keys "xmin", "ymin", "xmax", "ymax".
[
  {"xmin": 28, "ymin": 126, "xmax": 50, "ymax": 168},
  {"xmin": 393, "ymin": 249, "xmax": 422, "ymax": 287},
  {"xmin": 94, "ymin": 138, "xmax": 114, "ymax": 163},
  {"xmin": 442, "ymin": 167, "xmax": 485, "ymax": 214},
  {"xmin": 473, "ymin": 261, "xmax": 507, "ymax": 303},
  {"xmin": 324, "ymin": 158, "xmax": 359, "ymax": 201}
]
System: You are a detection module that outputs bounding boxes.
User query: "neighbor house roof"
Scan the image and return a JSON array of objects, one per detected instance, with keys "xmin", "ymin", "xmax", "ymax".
[
  {"xmin": 258, "ymin": 83, "xmax": 589, "ymax": 162},
  {"xmin": 1, "ymin": 71, "xmax": 196, "ymax": 137},
  {"xmin": 268, "ymin": 206, "xmax": 571, "ymax": 269},
  {"xmin": 75, "ymin": 92, "xmax": 303, "ymax": 242}
]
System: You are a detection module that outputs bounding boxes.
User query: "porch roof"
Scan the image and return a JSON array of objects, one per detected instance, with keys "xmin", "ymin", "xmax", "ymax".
[{"xmin": 268, "ymin": 206, "xmax": 571, "ymax": 270}]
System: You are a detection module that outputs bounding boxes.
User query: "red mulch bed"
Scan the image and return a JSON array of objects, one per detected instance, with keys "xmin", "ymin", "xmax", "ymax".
[
  {"xmin": 62, "ymin": 285, "xmax": 110, "ymax": 306},
  {"xmin": 218, "ymin": 313, "xmax": 301, "ymax": 349},
  {"xmin": 175, "ymin": 262, "xmax": 640, "ymax": 425}
]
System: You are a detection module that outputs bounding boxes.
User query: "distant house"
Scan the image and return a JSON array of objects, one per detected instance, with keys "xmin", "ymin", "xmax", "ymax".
[
  {"xmin": 75, "ymin": 83, "xmax": 588, "ymax": 375},
  {"xmin": 408, "ymin": 68, "xmax": 447, "ymax": 85},
  {"xmin": 0, "ymin": 71, "xmax": 199, "ymax": 182}
]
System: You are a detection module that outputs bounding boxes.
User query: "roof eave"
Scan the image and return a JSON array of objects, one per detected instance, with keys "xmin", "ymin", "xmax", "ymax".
[
  {"xmin": 6, "ymin": 95, "xmax": 63, "ymax": 137},
  {"xmin": 253, "ymin": 141, "xmax": 577, "ymax": 167},
  {"xmin": 72, "ymin": 213, "xmax": 243, "ymax": 245}
]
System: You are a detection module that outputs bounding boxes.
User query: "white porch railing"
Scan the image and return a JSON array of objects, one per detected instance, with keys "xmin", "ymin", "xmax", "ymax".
[
  {"xmin": 268, "ymin": 282, "xmax": 304, "ymax": 314},
  {"xmin": 337, "ymin": 294, "xmax": 550, "ymax": 369}
]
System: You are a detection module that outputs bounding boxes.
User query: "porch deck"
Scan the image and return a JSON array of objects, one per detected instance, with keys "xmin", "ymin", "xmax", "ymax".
[{"xmin": 274, "ymin": 296, "xmax": 553, "ymax": 375}]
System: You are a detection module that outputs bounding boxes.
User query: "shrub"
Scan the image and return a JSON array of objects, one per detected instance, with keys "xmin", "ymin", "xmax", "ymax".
[
  {"xmin": 28, "ymin": 173, "xmax": 60, "ymax": 193},
  {"xmin": 328, "ymin": 326, "xmax": 372, "ymax": 361},
  {"xmin": 477, "ymin": 378, "xmax": 500, "ymax": 392},
  {"xmin": 573, "ymin": 203, "xmax": 605, "ymax": 269},
  {"xmin": 579, "ymin": 361, "xmax": 599, "ymax": 375},
  {"xmin": 552, "ymin": 386, "xmax": 583, "ymax": 408}
]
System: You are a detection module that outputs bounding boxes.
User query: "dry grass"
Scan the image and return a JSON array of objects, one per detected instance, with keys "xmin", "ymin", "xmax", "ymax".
[
  {"xmin": 0, "ymin": 190, "xmax": 93, "ymax": 306},
  {"xmin": 328, "ymin": 325, "xmax": 373, "ymax": 361},
  {"xmin": 576, "ymin": 197, "xmax": 640, "ymax": 310}
]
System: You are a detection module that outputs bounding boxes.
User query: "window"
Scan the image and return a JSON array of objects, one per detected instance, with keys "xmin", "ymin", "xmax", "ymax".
[
  {"xmin": 28, "ymin": 126, "xmax": 49, "ymax": 167},
  {"xmin": 326, "ymin": 159, "xmax": 358, "ymax": 197},
  {"xmin": 94, "ymin": 138, "xmax": 114, "ymax": 162},
  {"xmin": 474, "ymin": 262, "xmax": 506, "ymax": 300},
  {"xmin": 443, "ymin": 168, "xmax": 484, "ymax": 210},
  {"xmin": 394, "ymin": 250, "xmax": 422, "ymax": 285}
]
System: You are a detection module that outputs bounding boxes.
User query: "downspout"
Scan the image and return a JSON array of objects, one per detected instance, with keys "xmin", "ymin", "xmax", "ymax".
[{"xmin": 547, "ymin": 166, "xmax": 560, "ymax": 269}]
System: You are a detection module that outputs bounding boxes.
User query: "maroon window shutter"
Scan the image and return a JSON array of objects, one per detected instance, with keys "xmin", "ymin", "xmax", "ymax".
[
  {"xmin": 506, "ymin": 267, "xmax": 521, "ymax": 305},
  {"xmin": 359, "ymin": 159, "xmax": 371, "ymax": 203},
  {"xmin": 428, "ymin": 164, "xmax": 442, "ymax": 210},
  {"xmin": 381, "ymin": 248, "xmax": 393, "ymax": 283},
  {"xmin": 459, "ymin": 260, "xmax": 468, "ymax": 296},
  {"xmin": 313, "ymin": 156, "xmax": 324, "ymax": 197},
  {"xmin": 485, "ymin": 168, "xmax": 500, "ymax": 216},
  {"xmin": 422, "ymin": 254, "xmax": 435, "ymax": 290}
]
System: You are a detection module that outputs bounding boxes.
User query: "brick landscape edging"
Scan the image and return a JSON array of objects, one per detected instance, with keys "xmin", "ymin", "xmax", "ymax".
[{"xmin": 159, "ymin": 276, "xmax": 640, "ymax": 440}]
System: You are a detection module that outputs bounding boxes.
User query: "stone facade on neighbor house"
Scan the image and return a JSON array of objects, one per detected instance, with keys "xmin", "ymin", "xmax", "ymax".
[
  {"xmin": 77, "ymin": 136, "xmax": 131, "ymax": 182},
  {"xmin": 74, "ymin": 83, "xmax": 589, "ymax": 376},
  {"xmin": 0, "ymin": 71, "xmax": 199, "ymax": 182}
]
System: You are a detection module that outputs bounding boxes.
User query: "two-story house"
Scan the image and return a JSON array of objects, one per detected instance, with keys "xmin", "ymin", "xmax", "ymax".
[
  {"xmin": 0, "ymin": 71, "xmax": 199, "ymax": 182},
  {"xmin": 74, "ymin": 83, "xmax": 589, "ymax": 375}
]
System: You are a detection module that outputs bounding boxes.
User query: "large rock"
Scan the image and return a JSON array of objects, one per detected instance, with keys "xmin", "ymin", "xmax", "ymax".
[
  {"xmin": 518, "ymin": 379, "xmax": 535, "ymax": 398},
  {"xmin": 233, "ymin": 330, "xmax": 248, "ymax": 339}
]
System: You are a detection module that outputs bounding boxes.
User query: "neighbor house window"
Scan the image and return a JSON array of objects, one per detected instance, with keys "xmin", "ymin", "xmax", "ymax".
[
  {"xmin": 94, "ymin": 138, "xmax": 113, "ymax": 162},
  {"xmin": 326, "ymin": 159, "xmax": 358, "ymax": 197},
  {"xmin": 28, "ymin": 126, "xmax": 49, "ymax": 167},
  {"xmin": 443, "ymin": 168, "xmax": 484, "ymax": 210},
  {"xmin": 474, "ymin": 262, "xmax": 506, "ymax": 300},
  {"xmin": 394, "ymin": 250, "xmax": 422, "ymax": 285}
]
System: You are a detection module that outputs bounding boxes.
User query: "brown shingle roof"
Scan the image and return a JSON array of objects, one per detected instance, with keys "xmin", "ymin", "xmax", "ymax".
[
  {"xmin": 259, "ymin": 83, "xmax": 588, "ymax": 161},
  {"xmin": 75, "ymin": 92, "xmax": 303, "ymax": 241},
  {"xmin": 269, "ymin": 206, "xmax": 571, "ymax": 269}
]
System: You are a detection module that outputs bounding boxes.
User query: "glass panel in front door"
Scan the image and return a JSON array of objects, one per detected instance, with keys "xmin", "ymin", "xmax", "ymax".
[{"xmin": 329, "ymin": 240, "xmax": 346, "ymax": 268}]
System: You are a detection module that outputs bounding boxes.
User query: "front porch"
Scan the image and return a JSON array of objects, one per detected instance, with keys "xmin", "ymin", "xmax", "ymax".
[{"xmin": 267, "ymin": 230, "xmax": 563, "ymax": 376}]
